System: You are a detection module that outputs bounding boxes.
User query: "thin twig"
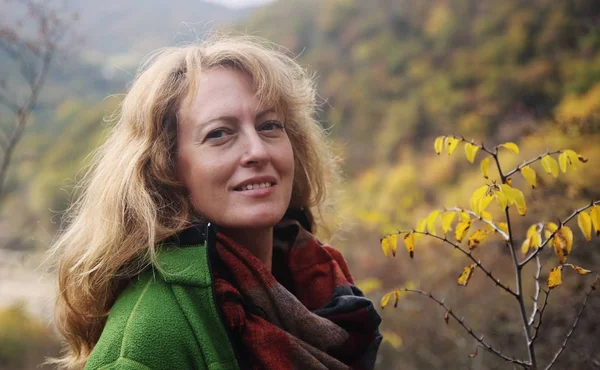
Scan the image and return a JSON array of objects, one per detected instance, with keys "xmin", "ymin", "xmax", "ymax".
[
  {"xmin": 401, "ymin": 288, "xmax": 531, "ymax": 368},
  {"xmin": 504, "ymin": 151, "xmax": 563, "ymax": 178},
  {"xmin": 544, "ymin": 278, "xmax": 599, "ymax": 370},
  {"xmin": 402, "ymin": 230, "xmax": 519, "ymax": 297},
  {"xmin": 454, "ymin": 136, "xmax": 495, "ymax": 157},
  {"xmin": 531, "ymin": 289, "xmax": 550, "ymax": 343},
  {"xmin": 446, "ymin": 207, "xmax": 510, "ymax": 241},
  {"xmin": 491, "ymin": 149, "xmax": 538, "ymax": 368},
  {"xmin": 520, "ymin": 200, "xmax": 600, "ymax": 267},
  {"xmin": 528, "ymin": 255, "xmax": 543, "ymax": 326}
]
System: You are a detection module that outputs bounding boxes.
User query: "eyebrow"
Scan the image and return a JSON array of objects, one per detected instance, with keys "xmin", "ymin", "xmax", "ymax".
[{"xmin": 198, "ymin": 108, "xmax": 278, "ymax": 127}]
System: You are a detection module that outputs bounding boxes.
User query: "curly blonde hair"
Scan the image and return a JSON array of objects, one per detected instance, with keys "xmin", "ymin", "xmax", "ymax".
[{"xmin": 47, "ymin": 34, "xmax": 338, "ymax": 369}]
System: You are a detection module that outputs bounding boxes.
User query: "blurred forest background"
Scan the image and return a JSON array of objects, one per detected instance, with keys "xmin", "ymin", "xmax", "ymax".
[{"xmin": 1, "ymin": 0, "xmax": 600, "ymax": 369}]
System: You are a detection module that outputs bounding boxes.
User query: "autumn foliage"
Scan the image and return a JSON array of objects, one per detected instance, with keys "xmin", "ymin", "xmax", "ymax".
[{"xmin": 380, "ymin": 136, "xmax": 599, "ymax": 369}]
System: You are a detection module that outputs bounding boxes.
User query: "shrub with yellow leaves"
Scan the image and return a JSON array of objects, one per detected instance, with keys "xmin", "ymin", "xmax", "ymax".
[{"xmin": 380, "ymin": 135, "xmax": 600, "ymax": 370}]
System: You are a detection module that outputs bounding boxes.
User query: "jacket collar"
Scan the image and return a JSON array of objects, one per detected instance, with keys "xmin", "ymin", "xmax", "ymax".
[{"xmin": 156, "ymin": 223, "xmax": 214, "ymax": 287}]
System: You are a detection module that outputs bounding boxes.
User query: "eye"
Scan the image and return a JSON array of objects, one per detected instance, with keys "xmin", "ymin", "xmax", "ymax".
[
  {"xmin": 258, "ymin": 120, "xmax": 285, "ymax": 132},
  {"xmin": 203, "ymin": 128, "xmax": 232, "ymax": 143}
]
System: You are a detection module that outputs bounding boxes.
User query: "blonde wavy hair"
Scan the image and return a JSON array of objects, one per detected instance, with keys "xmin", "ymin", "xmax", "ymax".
[{"xmin": 47, "ymin": 34, "xmax": 338, "ymax": 369}]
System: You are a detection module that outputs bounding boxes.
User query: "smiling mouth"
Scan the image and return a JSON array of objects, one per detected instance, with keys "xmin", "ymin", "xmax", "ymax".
[{"xmin": 234, "ymin": 182, "xmax": 275, "ymax": 191}]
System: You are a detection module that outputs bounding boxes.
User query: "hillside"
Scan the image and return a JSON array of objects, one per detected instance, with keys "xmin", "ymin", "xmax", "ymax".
[{"xmin": 242, "ymin": 0, "xmax": 600, "ymax": 170}]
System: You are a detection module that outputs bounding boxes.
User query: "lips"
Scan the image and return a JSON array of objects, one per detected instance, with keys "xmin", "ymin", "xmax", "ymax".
[{"xmin": 233, "ymin": 176, "xmax": 277, "ymax": 191}]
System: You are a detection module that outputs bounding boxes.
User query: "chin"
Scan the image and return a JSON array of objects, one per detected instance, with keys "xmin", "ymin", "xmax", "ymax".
[{"xmin": 226, "ymin": 209, "xmax": 286, "ymax": 230}]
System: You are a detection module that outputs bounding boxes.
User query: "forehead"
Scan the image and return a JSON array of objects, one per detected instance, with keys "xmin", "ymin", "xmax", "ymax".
[
  {"xmin": 179, "ymin": 67, "xmax": 285, "ymax": 124},
  {"xmin": 192, "ymin": 68, "xmax": 253, "ymax": 110}
]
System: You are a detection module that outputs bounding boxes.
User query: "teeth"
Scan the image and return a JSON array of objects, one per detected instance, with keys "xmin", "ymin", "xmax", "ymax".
[{"xmin": 238, "ymin": 182, "xmax": 272, "ymax": 191}]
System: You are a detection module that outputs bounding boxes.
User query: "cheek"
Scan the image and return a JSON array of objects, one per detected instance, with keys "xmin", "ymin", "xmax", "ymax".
[
  {"xmin": 281, "ymin": 141, "xmax": 295, "ymax": 179},
  {"xmin": 177, "ymin": 149, "xmax": 209, "ymax": 195}
]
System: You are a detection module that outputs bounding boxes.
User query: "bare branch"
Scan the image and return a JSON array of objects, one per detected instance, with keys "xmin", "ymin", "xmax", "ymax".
[
  {"xmin": 528, "ymin": 255, "xmax": 543, "ymax": 326},
  {"xmin": 489, "ymin": 149, "xmax": 538, "ymax": 368},
  {"xmin": 455, "ymin": 136, "xmax": 495, "ymax": 157},
  {"xmin": 401, "ymin": 288, "xmax": 531, "ymax": 368},
  {"xmin": 531, "ymin": 289, "xmax": 550, "ymax": 344},
  {"xmin": 504, "ymin": 151, "xmax": 563, "ymax": 178},
  {"xmin": 0, "ymin": 0, "xmax": 75, "ymax": 201},
  {"xmin": 403, "ymin": 230, "xmax": 518, "ymax": 298},
  {"xmin": 544, "ymin": 277, "xmax": 599, "ymax": 370}
]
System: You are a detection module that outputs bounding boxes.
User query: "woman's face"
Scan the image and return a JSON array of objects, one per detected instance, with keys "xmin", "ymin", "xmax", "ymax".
[{"xmin": 177, "ymin": 68, "xmax": 295, "ymax": 231}]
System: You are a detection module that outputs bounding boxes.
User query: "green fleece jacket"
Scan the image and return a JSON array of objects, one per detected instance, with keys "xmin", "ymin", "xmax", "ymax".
[{"xmin": 85, "ymin": 239, "xmax": 240, "ymax": 370}]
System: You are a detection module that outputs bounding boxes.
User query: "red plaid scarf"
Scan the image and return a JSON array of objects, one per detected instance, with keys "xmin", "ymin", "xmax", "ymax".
[{"xmin": 213, "ymin": 219, "xmax": 382, "ymax": 370}]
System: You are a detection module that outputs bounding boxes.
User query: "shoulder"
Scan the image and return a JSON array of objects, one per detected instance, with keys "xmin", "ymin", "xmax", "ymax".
[{"xmin": 85, "ymin": 272, "xmax": 206, "ymax": 370}]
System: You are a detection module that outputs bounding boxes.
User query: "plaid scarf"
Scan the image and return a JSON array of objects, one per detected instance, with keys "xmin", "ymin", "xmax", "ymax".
[{"xmin": 213, "ymin": 219, "xmax": 382, "ymax": 370}]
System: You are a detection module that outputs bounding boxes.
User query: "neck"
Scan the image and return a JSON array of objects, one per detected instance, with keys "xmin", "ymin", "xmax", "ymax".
[{"xmin": 220, "ymin": 226, "xmax": 274, "ymax": 272}]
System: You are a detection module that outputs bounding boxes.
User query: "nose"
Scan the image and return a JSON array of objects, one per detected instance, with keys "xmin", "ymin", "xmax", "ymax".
[{"xmin": 240, "ymin": 130, "xmax": 270, "ymax": 167}]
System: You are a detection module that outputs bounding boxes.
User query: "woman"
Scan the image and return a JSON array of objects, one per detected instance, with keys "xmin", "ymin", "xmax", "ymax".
[{"xmin": 49, "ymin": 35, "xmax": 382, "ymax": 370}]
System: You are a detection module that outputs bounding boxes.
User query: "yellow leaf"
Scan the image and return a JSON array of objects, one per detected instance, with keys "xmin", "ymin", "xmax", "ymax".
[
  {"xmin": 553, "ymin": 242, "xmax": 566, "ymax": 263},
  {"xmin": 590, "ymin": 205, "xmax": 600, "ymax": 237},
  {"xmin": 546, "ymin": 222, "xmax": 559, "ymax": 233},
  {"xmin": 416, "ymin": 218, "xmax": 427, "ymax": 232},
  {"xmin": 442, "ymin": 212, "xmax": 456, "ymax": 234},
  {"xmin": 522, "ymin": 224, "xmax": 542, "ymax": 254},
  {"xmin": 521, "ymin": 238, "xmax": 531, "ymax": 254},
  {"xmin": 495, "ymin": 191, "xmax": 508, "ymax": 210},
  {"xmin": 526, "ymin": 223, "xmax": 541, "ymax": 239},
  {"xmin": 404, "ymin": 233, "xmax": 415, "ymax": 258},
  {"xmin": 470, "ymin": 185, "xmax": 489, "ymax": 215},
  {"xmin": 541, "ymin": 155, "xmax": 559, "ymax": 178},
  {"xmin": 464, "ymin": 142, "xmax": 479, "ymax": 163},
  {"xmin": 481, "ymin": 211, "xmax": 493, "ymax": 221},
  {"xmin": 569, "ymin": 265, "xmax": 592, "ymax": 275},
  {"xmin": 500, "ymin": 142, "xmax": 520, "ymax": 154},
  {"xmin": 457, "ymin": 264, "xmax": 477, "ymax": 286},
  {"xmin": 562, "ymin": 226, "xmax": 574, "ymax": 254},
  {"xmin": 468, "ymin": 229, "xmax": 488, "ymax": 250},
  {"xmin": 512, "ymin": 188, "xmax": 527, "ymax": 216},
  {"xmin": 381, "ymin": 236, "xmax": 391, "ymax": 257},
  {"xmin": 415, "ymin": 218, "xmax": 427, "ymax": 241},
  {"xmin": 498, "ymin": 222, "xmax": 508, "ymax": 234},
  {"xmin": 434, "ymin": 136, "xmax": 445, "ymax": 155},
  {"xmin": 381, "ymin": 330, "xmax": 403, "ymax": 348},
  {"xmin": 559, "ymin": 152, "xmax": 568, "ymax": 173},
  {"xmin": 545, "ymin": 222, "xmax": 558, "ymax": 242},
  {"xmin": 459, "ymin": 212, "xmax": 470, "ymax": 222},
  {"xmin": 355, "ymin": 278, "xmax": 382, "ymax": 295},
  {"xmin": 447, "ymin": 137, "xmax": 460, "ymax": 155},
  {"xmin": 480, "ymin": 158, "xmax": 490, "ymax": 179},
  {"xmin": 531, "ymin": 233, "xmax": 542, "ymax": 249},
  {"xmin": 520, "ymin": 166, "xmax": 536, "ymax": 189},
  {"xmin": 381, "ymin": 291, "xmax": 393, "ymax": 309},
  {"xmin": 500, "ymin": 184, "xmax": 516, "ymax": 205},
  {"xmin": 577, "ymin": 211, "xmax": 592, "ymax": 241},
  {"xmin": 455, "ymin": 220, "xmax": 471, "ymax": 242},
  {"xmin": 390, "ymin": 234, "xmax": 399, "ymax": 256},
  {"xmin": 564, "ymin": 149, "xmax": 580, "ymax": 171},
  {"xmin": 553, "ymin": 226, "xmax": 573, "ymax": 262},
  {"xmin": 477, "ymin": 195, "xmax": 494, "ymax": 216},
  {"xmin": 426, "ymin": 210, "xmax": 440, "ymax": 235},
  {"xmin": 500, "ymin": 184, "xmax": 527, "ymax": 215},
  {"xmin": 547, "ymin": 267, "xmax": 562, "ymax": 289}
]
